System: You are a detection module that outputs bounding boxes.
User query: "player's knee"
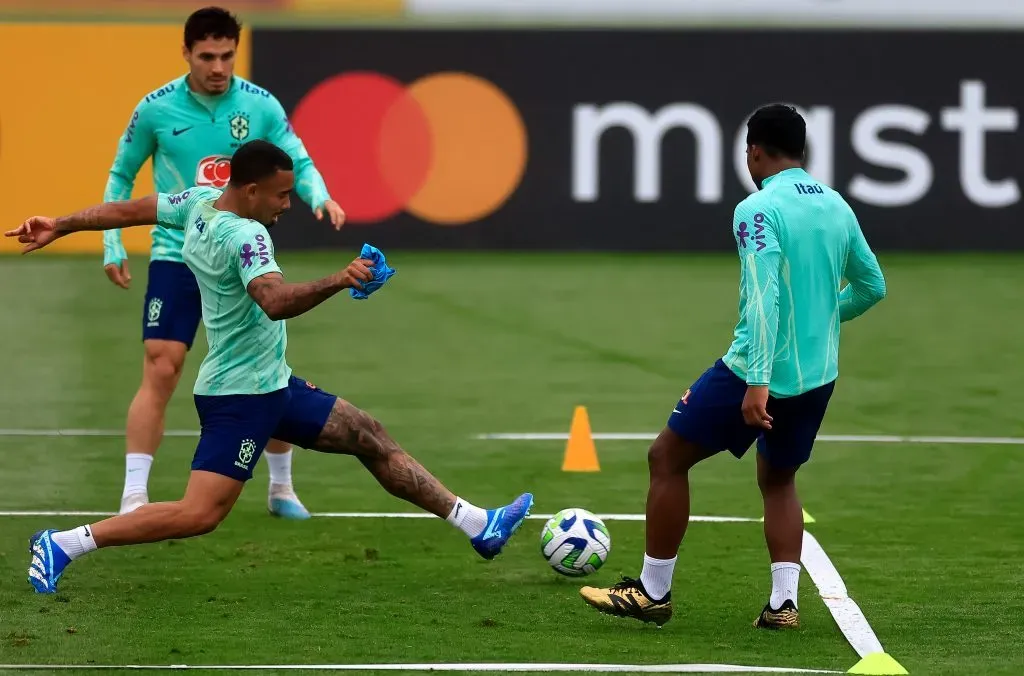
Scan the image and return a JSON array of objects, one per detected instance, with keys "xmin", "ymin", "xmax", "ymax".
[
  {"xmin": 757, "ymin": 458, "xmax": 798, "ymax": 493},
  {"xmin": 180, "ymin": 503, "xmax": 228, "ymax": 536},
  {"xmin": 143, "ymin": 344, "xmax": 185, "ymax": 392},
  {"xmin": 345, "ymin": 404, "xmax": 391, "ymax": 455},
  {"xmin": 647, "ymin": 437, "xmax": 684, "ymax": 476},
  {"xmin": 648, "ymin": 430, "xmax": 706, "ymax": 476}
]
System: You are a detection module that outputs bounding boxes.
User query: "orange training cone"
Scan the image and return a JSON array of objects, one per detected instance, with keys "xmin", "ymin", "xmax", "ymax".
[{"xmin": 562, "ymin": 406, "xmax": 600, "ymax": 472}]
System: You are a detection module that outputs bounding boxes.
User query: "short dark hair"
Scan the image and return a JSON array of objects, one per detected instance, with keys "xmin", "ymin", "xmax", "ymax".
[
  {"xmin": 746, "ymin": 104, "xmax": 805, "ymax": 160},
  {"xmin": 184, "ymin": 6, "xmax": 242, "ymax": 50},
  {"xmin": 230, "ymin": 140, "xmax": 293, "ymax": 186}
]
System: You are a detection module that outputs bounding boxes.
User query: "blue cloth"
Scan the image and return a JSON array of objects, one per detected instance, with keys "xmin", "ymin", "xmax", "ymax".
[{"xmin": 350, "ymin": 243, "xmax": 396, "ymax": 300}]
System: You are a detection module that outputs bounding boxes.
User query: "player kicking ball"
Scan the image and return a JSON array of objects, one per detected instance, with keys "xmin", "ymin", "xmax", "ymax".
[
  {"xmin": 578, "ymin": 104, "xmax": 886, "ymax": 629},
  {"xmin": 10, "ymin": 140, "xmax": 534, "ymax": 594}
]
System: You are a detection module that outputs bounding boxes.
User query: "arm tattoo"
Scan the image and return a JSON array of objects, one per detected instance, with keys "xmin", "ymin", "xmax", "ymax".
[
  {"xmin": 313, "ymin": 399, "xmax": 456, "ymax": 518},
  {"xmin": 55, "ymin": 195, "xmax": 159, "ymax": 233},
  {"xmin": 246, "ymin": 271, "xmax": 346, "ymax": 321},
  {"xmin": 55, "ymin": 206, "xmax": 107, "ymax": 232}
]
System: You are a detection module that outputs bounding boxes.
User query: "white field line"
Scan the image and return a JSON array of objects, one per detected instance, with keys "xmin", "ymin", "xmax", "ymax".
[
  {"xmin": 801, "ymin": 530, "xmax": 886, "ymax": 659},
  {"xmin": 0, "ymin": 511, "xmax": 757, "ymax": 523},
  {"xmin": 0, "ymin": 663, "xmax": 841, "ymax": 673},
  {"xmin": 476, "ymin": 432, "xmax": 1024, "ymax": 445},
  {"xmin": 0, "ymin": 428, "xmax": 1022, "ymax": 445},
  {"xmin": 0, "ymin": 429, "xmax": 200, "ymax": 437}
]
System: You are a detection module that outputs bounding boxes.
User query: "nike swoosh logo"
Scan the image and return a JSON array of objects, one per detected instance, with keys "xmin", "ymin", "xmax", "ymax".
[
  {"xmin": 482, "ymin": 508, "xmax": 504, "ymax": 540},
  {"xmin": 172, "ymin": 127, "xmax": 194, "ymax": 136}
]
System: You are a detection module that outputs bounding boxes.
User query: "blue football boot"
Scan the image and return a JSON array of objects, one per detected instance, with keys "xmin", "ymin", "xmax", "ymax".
[
  {"xmin": 471, "ymin": 492, "xmax": 534, "ymax": 560},
  {"xmin": 28, "ymin": 529, "xmax": 72, "ymax": 594}
]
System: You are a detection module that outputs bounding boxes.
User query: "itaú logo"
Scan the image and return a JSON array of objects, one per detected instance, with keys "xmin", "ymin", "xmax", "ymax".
[{"xmin": 291, "ymin": 71, "xmax": 528, "ymax": 225}]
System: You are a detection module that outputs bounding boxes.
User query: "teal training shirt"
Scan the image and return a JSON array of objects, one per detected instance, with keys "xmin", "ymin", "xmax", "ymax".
[
  {"xmin": 156, "ymin": 187, "xmax": 291, "ymax": 396},
  {"xmin": 103, "ymin": 75, "xmax": 330, "ymax": 266},
  {"xmin": 721, "ymin": 168, "xmax": 886, "ymax": 398}
]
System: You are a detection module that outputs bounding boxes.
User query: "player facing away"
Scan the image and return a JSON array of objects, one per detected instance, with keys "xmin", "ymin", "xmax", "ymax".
[
  {"xmin": 12, "ymin": 140, "xmax": 534, "ymax": 595},
  {"xmin": 102, "ymin": 7, "xmax": 346, "ymax": 519},
  {"xmin": 579, "ymin": 104, "xmax": 886, "ymax": 629}
]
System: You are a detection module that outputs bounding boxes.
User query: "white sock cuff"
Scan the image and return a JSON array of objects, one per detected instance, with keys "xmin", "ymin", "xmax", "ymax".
[
  {"xmin": 123, "ymin": 453, "xmax": 154, "ymax": 498},
  {"xmin": 769, "ymin": 561, "xmax": 801, "ymax": 610},
  {"xmin": 266, "ymin": 448, "xmax": 294, "ymax": 486},
  {"xmin": 643, "ymin": 554, "xmax": 678, "ymax": 566},
  {"xmin": 640, "ymin": 553, "xmax": 677, "ymax": 602},
  {"xmin": 771, "ymin": 562, "xmax": 801, "ymax": 572},
  {"xmin": 51, "ymin": 525, "xmax": 98, "ymax": 561},
  {"xmin": 446, "ymin": 497, "xmax": 487, "ymax": 539},
  {"xmin": 78, "ymin": 525, "xmax": 98, "ymax": 553}
]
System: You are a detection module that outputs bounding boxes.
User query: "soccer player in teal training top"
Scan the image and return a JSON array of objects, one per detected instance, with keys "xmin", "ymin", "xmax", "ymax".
[
  {"xmin": 580, "ymin": 104, "xmax": 887, "ymax": 629},
  {"xmin": 12, "ymin": 140, "xmax": 534, "ymax": 595},
  {"xmin": 102, "ymin": 7, "xmax": 345, "ymax": 519}
]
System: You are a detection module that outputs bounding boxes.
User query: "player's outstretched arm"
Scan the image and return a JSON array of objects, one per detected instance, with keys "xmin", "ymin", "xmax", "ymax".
[
  {"xmin": 246, "ymin": 258, "xmax": 374, "ymax": 321},
  {"xmin": 6, "ymin": 196, "xmax": 159, "ymax": 253},
  {"xmin": 839, "ymin": 222, "xmax": 886, "ymax": 323}
]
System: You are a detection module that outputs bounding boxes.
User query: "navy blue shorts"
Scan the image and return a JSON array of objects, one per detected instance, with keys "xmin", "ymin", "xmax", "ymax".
[
  {"xmin": 191, "ymin": 376, "xmax": 338, "ymax": 481},
  {"xmin": 666, "ymin": 359, "xmax": 835, "ymax": 469},
  {"xmin": 143, "ymin": 260, "xmax": 202, "ymax": 349}
]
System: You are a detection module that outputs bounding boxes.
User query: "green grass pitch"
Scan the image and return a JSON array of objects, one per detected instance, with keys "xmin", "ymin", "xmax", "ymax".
[{"xmin": 0, "ymin": 252, "xmax": 1021, "ymax": 675}]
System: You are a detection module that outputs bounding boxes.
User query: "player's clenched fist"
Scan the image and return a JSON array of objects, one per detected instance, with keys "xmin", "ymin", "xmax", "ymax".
[{"xmin": 340, "ymin": 258, "xmax": 375, "ymax": 290}]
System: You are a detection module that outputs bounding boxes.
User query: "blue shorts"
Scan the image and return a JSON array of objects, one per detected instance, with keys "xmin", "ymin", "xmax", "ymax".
[
  {"xmin": 192, "ymin": 376, "xmax": 338, "ymax": 481},
  {"xmin": 143, "ymin": 260, "xmax": 202, "ymax": 349},
  {"xmin": 667, "ymin": 359, "xmax": 835, "ymax": 469}
]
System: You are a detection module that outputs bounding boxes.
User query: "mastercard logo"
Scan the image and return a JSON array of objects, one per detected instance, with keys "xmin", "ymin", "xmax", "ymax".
[{"xmin": 291, "ymin": 71, "xmax": 527, "ymax": 226}]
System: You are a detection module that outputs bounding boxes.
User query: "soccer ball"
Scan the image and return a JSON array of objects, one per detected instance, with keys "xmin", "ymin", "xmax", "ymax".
[{"xmin": 540, "ymin": 508, "xmax": 611, "ymax": 577}]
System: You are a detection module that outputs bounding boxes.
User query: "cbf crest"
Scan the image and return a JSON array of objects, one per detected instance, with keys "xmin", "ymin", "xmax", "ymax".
[
  {"xmin": 146, "ymin": 297, "xmax": 163, "ymax": 327},
  {"xmin": 236, "ymin": 438, "xmax": 256, "ymax": 470},
  {"xmin": 229, "ymin": 111, "xmax": 250, "ymax": 142}
]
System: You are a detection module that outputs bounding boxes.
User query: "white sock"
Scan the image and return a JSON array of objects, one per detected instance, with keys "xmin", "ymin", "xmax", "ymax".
[
  {"xmin": 639, "ymin": 554, "xmax": 676, "ymax": 602},
  {"xmin": 266, "ymin": 448, "xmax": 293, "ymax": 486},
  {"xmin": 445, "ymin": 497, "xmax": 488, "ymax": 538},
  {"xmin": 122, "ymin": 453, "xmax": 153, "ymax": 498},
  {"xmin": 770, "ymin": 562, "xmax": 801, "ymax": 609},
  {"xmin": 50, "ymin": 525, "xmax": 98, "ymax": 561}
]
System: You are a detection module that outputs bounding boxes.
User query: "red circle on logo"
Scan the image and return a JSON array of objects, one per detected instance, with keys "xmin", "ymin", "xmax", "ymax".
[{"xmin": 291, "ymin": 72, "xmax": 432, "ymax": 223}]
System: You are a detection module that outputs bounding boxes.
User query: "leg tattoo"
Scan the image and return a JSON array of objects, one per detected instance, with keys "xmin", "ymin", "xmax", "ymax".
[{"xmin": 313, "ymin": 399, "xmax": 456, "ymax": 517}]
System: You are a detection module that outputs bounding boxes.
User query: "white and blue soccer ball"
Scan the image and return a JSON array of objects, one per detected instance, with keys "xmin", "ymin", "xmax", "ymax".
[{"xmin": 540, "ymin": 508, "xmax": 611, "ymax": 577}]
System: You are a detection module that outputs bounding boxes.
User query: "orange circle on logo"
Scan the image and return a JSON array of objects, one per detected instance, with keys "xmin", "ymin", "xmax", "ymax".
[{"xmin": 291, "ymin": 71, "xmax": 527, "ymax": 226}]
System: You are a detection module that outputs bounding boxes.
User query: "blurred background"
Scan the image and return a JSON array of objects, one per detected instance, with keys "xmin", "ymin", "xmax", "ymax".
[{"xmin": 3, "ymin": 0, "xmax": 1023, "ymax": 254}]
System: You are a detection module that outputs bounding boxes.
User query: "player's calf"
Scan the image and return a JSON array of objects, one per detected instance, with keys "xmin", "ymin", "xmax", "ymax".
[
  {"xmin": 312, "ymin": 399, "xmax": 457, "ymax": 517},
  {"xmin": 28, "ymin": 471, "xmax": 242, "ymax": 593},
  {"xmin": 121, "ymin": 339, "xmax": 189, "ymax": 511},
  {"xmin": 756, "ymin": 454, "xmax": 803, "ymax": 625},
  {"xmin": 308, "ymin": 397, "xmax": 534, "ymax": 559}
]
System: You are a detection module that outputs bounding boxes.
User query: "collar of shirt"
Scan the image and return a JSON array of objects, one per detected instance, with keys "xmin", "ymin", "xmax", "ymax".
[
  {"xmin": 177, "ymin": 74, "xmax": 239, "ymax": 105},
  {"xmin": 761, "ymin": 167, "xmax": 806, "ymax": 188}
]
